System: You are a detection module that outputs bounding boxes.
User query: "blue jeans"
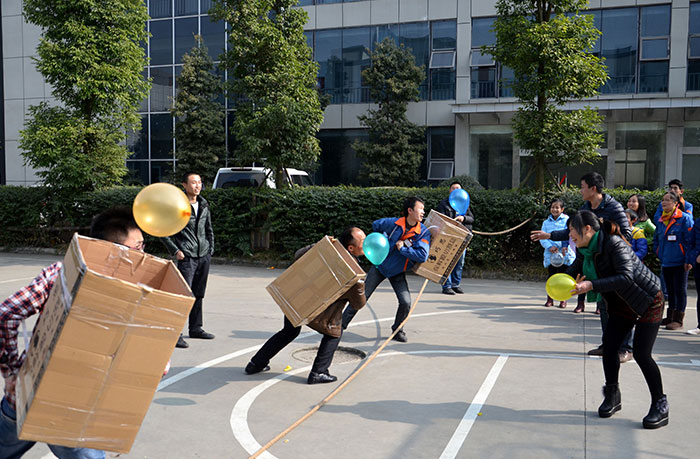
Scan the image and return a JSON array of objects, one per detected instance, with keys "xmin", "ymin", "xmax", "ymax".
[
  {"xmin": 342, "ymin": 266, "xmax": 411, "ymax": 332},
  {"xmin": 0, "ymin": 397, "xmax": 105, "ymax": 459},
  {"xmin": 442, "ymin": 250, "xmax": 465, "ymax": 289}
]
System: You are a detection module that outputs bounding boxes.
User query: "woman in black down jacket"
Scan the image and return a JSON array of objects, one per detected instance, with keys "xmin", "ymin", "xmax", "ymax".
[{"xmin": 567, "ymin": 210, "xmax": 668, "ymax": 429}]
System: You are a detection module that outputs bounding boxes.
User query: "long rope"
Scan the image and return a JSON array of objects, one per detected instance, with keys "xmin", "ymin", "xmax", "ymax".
[
  {"xmin": 249, "ymin": 278, "xmax": 430, "ymax": 458},
  {"xmin": 471, "ymin": 213, "xmax": 535, "ymax": 236}
]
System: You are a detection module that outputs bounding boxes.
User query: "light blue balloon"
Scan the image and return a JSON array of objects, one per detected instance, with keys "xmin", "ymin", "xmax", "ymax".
[
  {"xmin": 364, "ymin": 232, "xmax": 390, "ymax": 265},
  {"xmin": 449, "ymin": 188, "xmax": 470, "ymax": 216}
]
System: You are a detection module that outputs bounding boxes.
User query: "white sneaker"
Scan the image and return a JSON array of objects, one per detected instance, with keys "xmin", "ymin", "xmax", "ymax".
[{"xmin": 685, "ymin": 327, "xmax": 700, "ymax": 335}]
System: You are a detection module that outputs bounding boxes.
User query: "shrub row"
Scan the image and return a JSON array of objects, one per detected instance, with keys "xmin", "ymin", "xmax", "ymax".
[{"xmin": 2, "ymin": 185, "xmax": 698, "ymax": 269}]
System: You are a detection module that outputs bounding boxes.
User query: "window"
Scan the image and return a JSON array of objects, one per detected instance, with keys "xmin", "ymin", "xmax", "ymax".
[
  {"xmin": 683, "ymin": 123, "xmax": 700, "ymax": 188},
  {"xmin": 317, "ymin": 130, "xmax": 368, "ymax": 185},
  {"xmin": 429, "ymin": 21, "xmax": 456, "ymax": 100},
  {"xmin": 399, "ymin": 22, "xmax": 430, "ymax": 99},
  {"xmin": 150, "ymin": 0, "xmax": 172, "ymax": 19},
  {"xmin": 427, "ymin": 127, "xmax": 455, "ymax": 182},
  {"xmin": 639, "ymin": 5, "xmax": 670, "ymax": 93},
  {"xmin": 150, "ymin": 114, "xmax": 174, "ymax": 160},
  {"xmin": 342, "ymin": 27, "xmax": 370, "ymax": 103},
  {"xmin": 689, "ymin": 2, "xmax": 700, "ymax": 91},
  {"xmin": 201, "ymin": 16, "xmax": 226, "ymax": 62},
  {"xmin": 315, "ymin": 29, "xmax": 343, "ymax": 104},
  {"xmin": 600, "ymin": 8, "xmax": 638, "ymax": 94},
  {"xmin": 149, "ymin": 20, "xmax": 173, "ymax": 66},
  {"xmin": 470, "ymin": 127, "xmax": 513, "ymax": 190},
  {"xmin": 150, "ymin": 67, "xmax": 174, "ymax": 112},
  {"xmin": 127, "ymin": 116, "xmax": 149, "ymax": 160},
  {"xmin": 370, "ymin": 24, "xmax": 398, "ymax": 52},
  {"xmin": 175, "ymin": 0, "xmax": 198, "ymax": 16},
  {"xmin": 469, "ymin": 18, "xmax": 512, "ymax": 99},
  {"xmin": 126, "ymin": 161, "xmax": 150, "ymax": 185},
  {"xmin": 614, "ymin": 124, "xmax": 665, "ymax": 190},
  {"xmin": 175, "ymin": 17, "xmax": 198, "ymax": 64}
]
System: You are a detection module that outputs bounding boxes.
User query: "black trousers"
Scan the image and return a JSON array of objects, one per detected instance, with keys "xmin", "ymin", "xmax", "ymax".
[
  {"xmin": 177, "ymin": 254, "xmax": 211, "ymax": 332},
  {"xmin": 250, "ymin": 316, "xmax": 341, "ymax": 375},
  {"xmin": 602, "ymin": 314, "xmax": 663, "ymax": 400}
]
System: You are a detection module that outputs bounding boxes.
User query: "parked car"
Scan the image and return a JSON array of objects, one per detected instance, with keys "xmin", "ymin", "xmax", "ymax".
[{"xmin": 212, "ymin": 167, "xmax": 313, "ymax": 189}]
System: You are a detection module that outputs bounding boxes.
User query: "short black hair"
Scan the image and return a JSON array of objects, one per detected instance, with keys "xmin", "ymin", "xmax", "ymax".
[
  {"xmin": 339, "ymin": 226, "xmax": 360, "ymax": 249},
  {"xmin": 550, "ymin": 198, "xmax": 564, "ymax": 208},
  {"xmin": 668, "ymin": 179, "xmax": 683, "ymax": 189},
  {"xmin": 580, "ymin": 172, "xmax": 604, "ymax": 194},
  {"xmin": 89, "ymin": 206, "xmax": 140, "ymax": 244},
  {"xmin": 402, "ymin": 196, "xmax": 424, "ymax": 217},
  {"xmin": 450, "ymin": 181, "xmax": 462, "ymax": 188},
  {"xmin": 569, "ymin": 210, "xmax": 601, "ymax": 234},
  {"xmin": 181, "ymin": 172, "xmax": 200, "ymax": 184}
]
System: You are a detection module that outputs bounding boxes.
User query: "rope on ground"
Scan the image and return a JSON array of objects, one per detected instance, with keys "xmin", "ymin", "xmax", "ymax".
[
  {"xmin": 249, "ymin": 278, "xmax": 430, "ymax": 459},
  {"xmin": 471, "ymin": 213, "xmax": 535, "ymax": 236}
]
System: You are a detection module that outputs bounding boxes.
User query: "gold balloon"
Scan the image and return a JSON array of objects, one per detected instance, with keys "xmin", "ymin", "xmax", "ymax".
[
  {"xmin": 133, "ymin": 183, "xmax": 191, "ymax": 237},
  {"xmin": 545, "ymin": 273, "xmax": 576, "ymax": 302}
]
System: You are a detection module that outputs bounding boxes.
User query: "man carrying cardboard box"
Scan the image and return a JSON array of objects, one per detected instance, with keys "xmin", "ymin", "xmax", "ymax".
[
  {"xmin": 341, "ymin": 197, "xmax": 431, "ymax": 343},
  {"xmin": 245, "ymin": 227, "xmax": 367, "ymax": 384},
  {"xmin": 0, "ymin": 207, "xmax": 144, "ymax": 459}
]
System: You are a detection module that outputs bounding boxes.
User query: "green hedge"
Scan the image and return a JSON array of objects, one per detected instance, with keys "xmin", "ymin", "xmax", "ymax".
[{"xmin": 1, "ymin": 185, "xmax": 698, "ymax": 270}]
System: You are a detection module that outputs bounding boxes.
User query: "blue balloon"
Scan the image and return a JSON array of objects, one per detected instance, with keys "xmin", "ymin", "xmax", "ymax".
[
  {"xmin": 363, "ymin": 232, "xmax": 390, "ymax": 266},
  {"xmin": 449, "ymin": 188, "xmax": 470, "ymax": 216}
]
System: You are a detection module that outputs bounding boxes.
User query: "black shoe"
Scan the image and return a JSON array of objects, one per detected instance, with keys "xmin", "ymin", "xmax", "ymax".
[
  {"xmin": 189, "ymin": 329, "xmax": 215, "ymax": 339},
  {"xmin": 452, "ymin": 286, "xmax": 464, "ymax": 294},
  {"xmin": 587, "ymin": 345, "xmax": 604, "ymax": 356},
  {"xmin": 307, "ymin": 372, "xmax": 337, "ymax": 384},
  {"xmin": 598, "ymin": 383, "xmax": 622, "ymax": 418},
  {"xmin": 643, "ymin": 395, "xmax": 669, "ymax": 429},
  {"xmin": 176, "ymin": 335, "xmax": 189, "ymax": 348},
  {"xmin": 442, "ymin": 288, "xmax": 456, "ymax": 295},
  {"xmin": 245, "ymin": 362, "xmax": 270, "ymax": 375},
  {"xmin": 392, "ymin": 330, "xmax": 407, "ymax": 343}
]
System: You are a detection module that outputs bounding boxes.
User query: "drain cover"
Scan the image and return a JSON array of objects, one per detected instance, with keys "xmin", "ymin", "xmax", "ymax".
[{"xmin": 292, "ymin": 346, "xmax": 367, "ymax": 363}]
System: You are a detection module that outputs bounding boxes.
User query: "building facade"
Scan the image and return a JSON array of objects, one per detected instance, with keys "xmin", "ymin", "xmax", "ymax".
[{"xmin": 2, "ymin": 0, "xmax": 700, "ymax": 189}]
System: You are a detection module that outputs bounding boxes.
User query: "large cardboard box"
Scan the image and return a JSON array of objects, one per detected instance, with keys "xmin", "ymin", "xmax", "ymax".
[
  {"xmin": 413, "ymin": 210, "xmax": 473, "ymax": 284},
  {"xmin": 267, "ymin": 236, "xmax": 365, "ymax": 327},
  {"xmin": 16, "ymin": 234, "xmax": 195, "ymax": 453}
]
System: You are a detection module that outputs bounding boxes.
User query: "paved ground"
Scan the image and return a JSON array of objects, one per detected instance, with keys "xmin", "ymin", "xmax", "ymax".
[{"xmin": 2, "ymin": 252, "xmax": 699, "ymax": 459}]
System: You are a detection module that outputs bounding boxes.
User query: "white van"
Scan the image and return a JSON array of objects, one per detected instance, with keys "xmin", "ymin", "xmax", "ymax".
[{"xmin": 212, "ymin": 167, "xmax": 313, "ymax": 189}]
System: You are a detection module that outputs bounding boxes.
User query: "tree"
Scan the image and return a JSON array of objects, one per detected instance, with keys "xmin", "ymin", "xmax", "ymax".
[
  {"xmin": 211, "ymin": 0, "xmax": 323, "ymax": 187},
  {"xmin": 171, "ymin": 36, "xmax": 226, "ymax": 186},
  {"xmin": 19, "ymin": 0, "xmax": 150, "ymax": 200},
  {"xmin": 354, "ymin": 38, "xmax": 425, "ymax": 186},
  {"xmin": 487, "ymin": 0, "xmax": 608, "ymax": 191}
]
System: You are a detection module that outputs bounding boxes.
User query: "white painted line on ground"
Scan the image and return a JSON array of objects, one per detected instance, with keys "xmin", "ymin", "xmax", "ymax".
[
  {"xmin": 439, "ymin": 355, "xmax": 508, "ymax": 459},
  {"xmin": 0, "ymin": 277, "xmax": 31, "ymax": 284},
  {"xmin": 39, "ymin": 454, "xmax": 57, "ymax": 459}
]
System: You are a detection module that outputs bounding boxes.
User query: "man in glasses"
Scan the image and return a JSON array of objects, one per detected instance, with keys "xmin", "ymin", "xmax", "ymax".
[{"xmin": 0, "ymin": 206, "xmax": 144, "ymax": 459}]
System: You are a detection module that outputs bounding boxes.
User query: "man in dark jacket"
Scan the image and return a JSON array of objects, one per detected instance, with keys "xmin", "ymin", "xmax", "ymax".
[
  {"xmin": 531, "ymin": 171, "xmax": 633, "ymax": 360},
  {"xmin": 161, "ymin": 172, "xmax": 215, "ymax": 348},
  {"xmin": 436, "ymin": 181, "xmax": 474, "ymax": 295},
  {"xmin": 244, "ymin": 227, "xmax": 367, "ymax": 384}
]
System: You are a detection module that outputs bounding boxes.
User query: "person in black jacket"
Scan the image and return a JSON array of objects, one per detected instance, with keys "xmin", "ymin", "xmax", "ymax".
[
  {"xmin": 567, "ymin": 210, "xmax": 667, "ymax": 429},
  {"xmin": 531, "ymin": 172, "xmax": 633, "ymax": 360},
  {"xmin": 436, "ymin": 181, "xmax": 474, "ymax": 295},
  {"xmin": 161, "ymin": 172, "xmax": 215, "ymax": 348}
]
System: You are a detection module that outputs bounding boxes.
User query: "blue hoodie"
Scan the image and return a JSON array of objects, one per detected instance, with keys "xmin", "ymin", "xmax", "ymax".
[
  {"xmin": 539, "ymin": 214, "xmax": 576, "ymax": 267},
  {"xmin": 373, "ymin": 217, "xmax": 431, "ymax": 278},
  {"xmin": 688, "ymin": 217, "xmax": 700, "ymax": 266},
  {"xmin": 653, "ymin": 210, "xmax": 694, "ymax": 267}
]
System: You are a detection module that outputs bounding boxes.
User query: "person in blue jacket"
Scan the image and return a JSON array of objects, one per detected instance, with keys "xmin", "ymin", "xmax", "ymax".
[
  {"xmin": 653, "ymin": 179, "xmax": 694, "ymax": 221},
  {"xmin": 342, "ymin": 196, "xmax": 431, "ymax": 343},
  {"xmin": 539, "ymin": 198, "xmax": 576, "ymax": 308},
  {"xmin": 685, "ymin": 217, "xmax": 700, "ymax": 336},
  {"xmin": 625, "ymin": 209, "xmax": 648, "ymax": 261},
  {"xmin": 653, "ymin": 191, "xmax": 694, "ymax": 331}
]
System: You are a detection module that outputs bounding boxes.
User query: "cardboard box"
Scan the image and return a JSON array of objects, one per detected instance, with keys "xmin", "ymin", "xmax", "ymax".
[
  {"xmin": 413, "ymin": 210, "xmax": 473, "ymax": 284},
  {"xmin": 267, "ymin": 236, "xmax": 365, "ymax": 327},
  {"xmin": 16, "ymin": 234, "xmax": 195, "ymax": 453}
]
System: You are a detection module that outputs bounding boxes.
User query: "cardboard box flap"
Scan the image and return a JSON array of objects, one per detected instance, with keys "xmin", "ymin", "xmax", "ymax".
[{"xmin": 413, "ymin": 210, "xmax": 473, "ymax": 285}]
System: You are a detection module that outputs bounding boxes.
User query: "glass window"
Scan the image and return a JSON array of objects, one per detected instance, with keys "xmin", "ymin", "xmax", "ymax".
[
  {"xmin": 600, "ymin": 8, "xmax": 638, "ymax": 94},
  {"xmin": 499, "ymin": 65, "xmax": 515, "ymax": 97},
  {"xmin": 201, "ymin": 0, "xmax": 214, "ymax": 14},
  {"xmin": 304, "ymin": 31, "xmax": 313, "ymax": 51},
  {"xmin": 641, "ymin": 5, "xmax": 670, "ymax": 37},
  {"xmin": 430, "ymin": 51, "xmax": 455, "ymax": 68},
  {"xmin": 150, "ymin": 0, "xmax": 172, "ymax": 19},
  {"xmin": 429, "ymin": 127, "xmax": 455, "ymax": 160},
  {"xmin": 138, "ymin": 69, "xmax": 148, "ymax": 112},
  {"xmin": 684, "ymin": 125, "xmax": 700, "ymax": 147},
  {"xmin": 315, "ymin": 29, "xmax": 343, "ymax": 104},
  {"xmin": 127, "ymin": 115, "xmax": 149, "ymax": 160},
  {"xmin": 614, "ymin": 125, "xmax": 665, "ymax": 189},
  {"xmin": 150, "ymin": 114, "xmax": 174, "ymax": 160},
  {"xmin": 688, "ymin": 60, "xmax": 700, "ymax": 91},
  {"xmin": 149, "ymin": 20, "xmax": 173, "ymax": 66},
  {"xmin": 471, "ymin": 18, "xmax": 496, "ymax": 48},
  {"xmin": 399, "ymin": 22, "xmax": 430, "ymax": 99},
  {"xmin": 432, "ymin": 20, "xmax": 456, "ymax": 50},
  {"xmin": 175, "ymin": 0, "xmax": 198, "ymax": 16},
  {"xmin": 342, "ymin": 27, "xmax": 370, "ymax": 104},
  {"xmin": 317, "ymin": 130, "xmax": 368, "ymax": 185},
  {"xmin": 151, "ymin": 161, "xmax": 175, "ymax": 183},
  {"xmin": 682, "ymin": 155, "xmax": 700, "ymax": 189},
  {"xmin": 297, "ymin": 0, "xmax": 314, "ymax": 5},
  {"xmin": 317, "ymin": 0, "xmax": 343, "ymax": 4},
  {"xmin": 430, "ymin": 68, "xmax": 455, "ymax": 100},
  {"xmin": 201, "ymin": 16, "xmax": 226, "ymax": 61},
  {"xmin": 150, "ymin": 67, "xmax": 174, "ymax": 111},
  {"xmin": 126, "ymin": 161, "xmax": 150, "ymax": 185},
  {"xmin": 175, "ymin": 17, "xmax": 199, "ymax": 64},
  {"xmin": 641, "ymin": 38, "xmax": 668, "ymax": 60},
  {"xmin": 639, "ymin": 61, "xmax": 668, "ymax": 93},
  {"xmin": 471, "ymin": 132, "xmax": 512, "ymax": 190},
  {"xmin": 471, "ymin": 66, "xmax": 496, "ymax": 98},
  {"xmin": 691, "ymin": 2, "xmax": 700, "ymax": 35},
  {"xmin": 471, "ymin": 18, "xmax": 497, "ymax": 99},
  {"xmin": 371, "ymin": 24, "xmax": 398, "ymax": 51},
  {"xmin": 690, "ymin": 37, "xmax": 700, "ymax": 59}
]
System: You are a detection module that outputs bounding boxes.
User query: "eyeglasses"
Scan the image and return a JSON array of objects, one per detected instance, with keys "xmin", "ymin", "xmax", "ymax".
[{"xmin": 127, "ymin": 241, "xmax": 146, "ymax": 251}]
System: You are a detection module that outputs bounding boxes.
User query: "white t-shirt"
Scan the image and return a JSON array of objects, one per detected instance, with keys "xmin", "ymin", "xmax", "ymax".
[{"xmin": 191, "ymin": 201, "xmax": 199, "ymax": 217}]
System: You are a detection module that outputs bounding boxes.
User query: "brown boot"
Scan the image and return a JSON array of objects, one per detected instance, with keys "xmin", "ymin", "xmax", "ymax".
[
  {"xmin": 666, "ymin": 311, "xmax": 685, "ymax": 330},
  {"xmin": 544, "ymin": 296, "xmax": 553, "ymax": 307},
  {"xmin": 573, "ymin": 300, "xmax": 585, "ymax": 313},
  {"xmin": 660, "ymin": 307, "xmax": 673, "ymax": 326}
]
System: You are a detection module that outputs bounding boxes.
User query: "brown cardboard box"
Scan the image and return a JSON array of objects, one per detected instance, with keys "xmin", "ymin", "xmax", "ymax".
[
  {"xmin": 267, "ymin": 236, "xmax": 365, "ymax": 327},
  {"xmin": 16, "ymin": 234, "xmax": 195, "ymax": 453},
  {"xmin": 413, "ymin": 210, "xmax": 473, "ymax": 284}
]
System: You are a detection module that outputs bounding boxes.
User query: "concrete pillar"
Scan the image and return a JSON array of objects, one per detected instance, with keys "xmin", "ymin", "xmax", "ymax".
[{"xmin": 606, "ymin": 122, "xmax": 616, "ymax": 188}]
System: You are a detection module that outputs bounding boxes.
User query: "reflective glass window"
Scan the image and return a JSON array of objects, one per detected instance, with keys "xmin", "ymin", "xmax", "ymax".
[
  {"xmin": 499, "ymin": 65, "xmax": 515, "ymax": 98},
  {"xmin": 342, "ymin": 27, "xmax": 370, "ymax": 104},
  {"xmin": 201, "ymin": 16, "xmax": 226, "ymax": 61},
  {"xmin": 138, "ymin": 69, "xmax": 148, "ymax": 112},
  {"xmin": 317, "ymin": 130, "xmax": 368, "ymax": 185},
  {"xmin": 126, "ymin": 161, "xmax": 150, "ymax": 185},
  {"xmin": 641, "ymin": 38, "xmax": 668, "ymax": 60},
  {"xmin": 127, "ymin": 115, "xmax": 149, "ymax": 160},
  {"xmin": 614, "ymin": 126, "xmax": 665, "ymax": 189},
  {"xmin": 175, "ymin": 17, "xmax": 199, "ymax": 64},
  {"xmin": 150, "ymin": 114, "xmax": 174, "ymax": 159},
  {"xmin": 684, "ymin": 125, "xmax": 700, "ymax": 147},
  {"xmin": 150, "ymin": 67, "xmax": 174, "ymax": 111},
  {"xmin": 371, "ymin": 24, "xmax": 398, "ymax": 51},
  {"xmin": 150, "ymin": 20, "xmax": 173, "ymax": 66},
  {"xmin": 430, "ymin": 69, "xmax": 455, "ymax": 100},
  {"xmin": 175, "ymin": 0, "xmax": 198, "ymax": 16},
  {"xmin": 690, "ymin": 37, "xmax": 700, "ymax": 59},
  {"xmin": 429, "ymin": 127, "xmax": 455, "ymax": 160},
  {"xmin": 682, "ymin": 155, "xmax": 700, "ymax": 188},
  {"xmin": 304, "ymin": 31, "xmax": 313, "ymax": 51},
  {"xmin": 689, "ymin": 60, "xmax": 700, "ymax": 91},
  {"xmin": 201, "ymin": 0, "xmax": 214, "ymax": 14},
  {"xmin": 150, "ymin": 0, "xmax": 172, "ymax": 19},
  {"xmin": 471, "ymin": 17, "xmax": 496, "ymax": 48},
  {"xmin": 641, "ymin": 5, "xmax": 670, "ymax": 37},
  {"xmin": 151, "ymin": 161, "xmax": 175, "ymax": 183},
  {"xmin": 317, "ymin": 0, "xmax": 343, "ymax": 4},
  {"xmin": 315, "ymin": 29, "xmax": 343, "ymax": 104},
  {"xmin": 691, "ymin": 2, "xmax": 700, "ymax": 34},
  {"xmin": 432, "ymin": 20, "xmax": 456, "ymax": 50},
  {"xmin": 639, "ymin": 61, "xmax": 668, "ymax": 93},
  {"xmin": 470, "ymin": 132, "xmax": 513, "ymax": 190},
  {"xmin": 471, "ymin": 66, "xmax": 496, "ymax": 98},
  {"xmin": 600, "ymin": 8, "xmax": 638, "ymax": 94},
  {"xmin": 297, "ymin": 0, "xmax": 314, "ymax": 5},
  {"xmin": 399, "ymin": 22, "xmax": 430, "ymax": 99}
]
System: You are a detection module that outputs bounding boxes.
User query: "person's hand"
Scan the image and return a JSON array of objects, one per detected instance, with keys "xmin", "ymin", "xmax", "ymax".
[
  {"xmin": 571, "ymin": 274, "xmax": 592, "ymax": 295},
  {"xmin": 549, "ymin": 247, "xmax": 558, "ymax": 253},
  {"xmin": 395, "ymin": 240, "xmax": 404, "ymax": 250},
  {"xmin": 685, "ymin": 263, "xmax": 693, "ymax": 272},
  {"xmin": 562, "ymin": 247, "xmax": 568, "ymax": 254},
  {"xmin": 530, "ymin": 231, "xmax": 551, "ymax": 241},
  {"xmin": 5, "ymin": 374, "xmax": 16, "ymax": 398},
  {"xmin": 455, "ymin": 215, "xmax": 465, "ymax": 223},
  {"xmin": 175, "ymin": 250, "xmax": 185, "ymax": 261}
]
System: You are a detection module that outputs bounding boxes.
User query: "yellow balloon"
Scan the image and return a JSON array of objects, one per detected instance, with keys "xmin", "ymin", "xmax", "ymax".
[
  {"xmin": 545, "ymin": 273, "xmax": 576, "ymax": 302},
  {"xmin": 133, "ymin": 183, "xmax": 191, "ymax": 237}
]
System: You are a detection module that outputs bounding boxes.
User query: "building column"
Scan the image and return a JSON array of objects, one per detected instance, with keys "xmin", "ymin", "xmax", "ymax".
[
  {"xmin": 665, "ymin": 109, "xmax": 685, "ymax": 183},
  {"xmin": 606, "ymin": 122, "xmax": 616, "ymax": 188},
  {"xmin": 454, "ymin": 113, "xmax": 470, "ymax": 176},
  {"xmin": 512, "ymin": 141, "xmax": 520, "ymax": 189}
]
